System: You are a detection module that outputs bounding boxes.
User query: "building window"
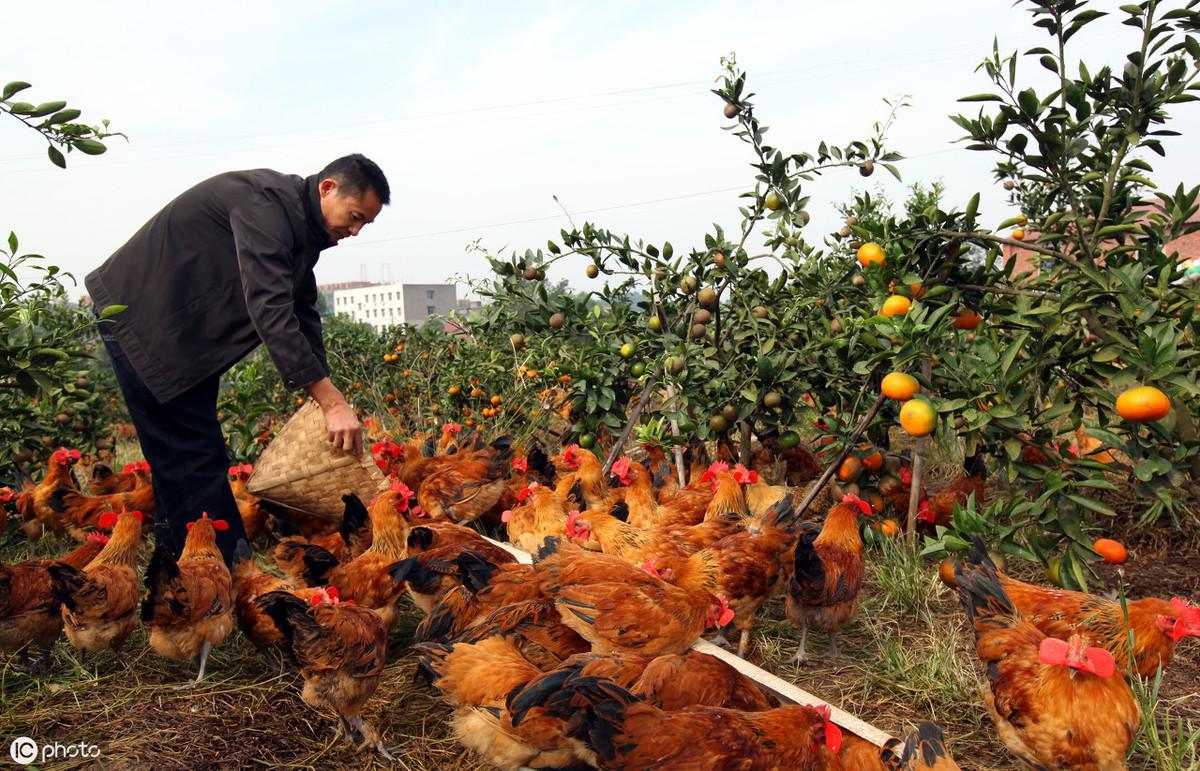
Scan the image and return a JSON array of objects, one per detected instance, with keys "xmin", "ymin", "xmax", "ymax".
[
  {"xmin": 427, "ymin": 305, "xmax": 436, "ymax": 315},
  {"xmin": 426, "ymin": 290, "xmax": 435, "ymax": 300}
]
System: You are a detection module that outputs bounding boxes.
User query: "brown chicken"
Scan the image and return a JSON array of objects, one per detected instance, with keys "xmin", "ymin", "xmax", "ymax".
[
  {"xmin": 0, "ymin": 486, "xmax": 12, "ymax": 536},
  {"xmin": 389, "ymin": 539, "xmax": 517, "ymax": 614},
  {"xmin": 786, "ymin": 494, "xmax": 870, "ymax": 662},
  {"xmin": 568, "ymin": 502, "xmax": 745, "ymax": 565},
  {"xmin": 881, "ymin": 722, "xmax": 961, "ymax": 770},
  {"xmin": 538, "ymin": 539, "xmax": 734, "ymax": 656},
  {"xmin": 231, "ymin": 539, "xmax": 323, "ymax": 651},
  {"xmin": 609, "ymin": 457, "xmax": 661, "ymax": 528},
  {"xmin": 955, "ymin": 555, "xmax": 1139, "ymax": 770},
  {"xmin": 654, "ymin": 461, "xmax": 749, "ymax": 528},
  {"xmin": 963, "ymin": 538, "xmax": 1199, "ymax": 678},
  {"xmin": 651, "ymin": 494, "xmax": 800, "ymax": 656},
  {"xmin": 552, "ymin": 444, "xmax": 616, "ymax": 512},
  {"xmin": 88, "ymin": 461, "xmax": 141, "ymax": 495},
  {"xmin": 14, "ymin": 447, "xmax": 82, "ymax": 540},
  {"xmin": 916, "ymin": 474, "xmax": 986, "ymax": 530},
  {"xmin": 258, "ymin": 587, "xmax": 391, "ymax": 759},
  {"xmin": 141, "ymin": 512, "xmax": 235, "ymax": 684},
  {"xmin": 753, "ymin": 436, "xmax": 822, "ymax": 486},
  {"xmin": 417, "ymin": 436, "xmax": 513, "ymax": 523},
  {"xmin": 503, "ymin": 482, "xmax": 569, "ymax": 554},
  {"xmin": 48, "ymin": 509, "xmax": 143, "ymax": 659},
  {"xmin": 271, "ymin": 493, "xmax": 374, "ymax": 583},
  {"xmin": 508, "ymin": 673, "xmax": 844, "ymax": 770},
  {"xmin": 449, "ymin": 598, "xmax": 590, "ymax": 670},
  {"xmin": 413, "ymin": 553, "xmax": 541, "ymax": 644},
  {"xmin": 642, "ymin": 442, "xmax": 679, "ymax": 499},
  {"xmin": 50, "ymin": 471, "xmax": 156, "ymax": 541},
  {"xmin": 0, "ymin": 532, "xmax": 107, "ymax": 670},
  {"xmin": 227, "ymin": 463, "xmax": 267, "ymax": 542}
]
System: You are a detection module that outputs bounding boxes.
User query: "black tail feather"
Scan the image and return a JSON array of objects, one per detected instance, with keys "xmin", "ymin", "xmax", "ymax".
[
  {"xmin": 47, "ymin": 562, "xmax": 88, "ymax": 611},
  {"xmin": 339, "ymin": 494, "xmax": 370, "ymax": 545},
  {"xmin": 609, "ymin": 500, "xmax": 629, "ymax": 523},
  {"xmin": 525, "ymin": 445, "xmax": 553, "ymax": 482},
  {"xmin": 140, "ymin": 541, "xmax": 182, "ymax": 622},
  {"xmin": 47, "ymin": 487, "xmax": 74, "ymax": 514},
  {"xmin": 91, "ymin": 463, "xmax": 114, "ymax": 481},
  {"xmin": 452, "ymin": 549, "xmax": 502, "ymax": 593}
]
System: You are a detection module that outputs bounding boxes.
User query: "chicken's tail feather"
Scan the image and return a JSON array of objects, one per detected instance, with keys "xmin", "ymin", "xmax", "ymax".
[
  {"xmin": 140, "ymin": 541, "xmax": 183, "ymax": 622},
  {"xmin": 47, "ymin": 562, "xmax": 88, "ymax": 612},
  {"xmin": 508, "ymin": 673, "xmax": 641, "ymax": 762}
]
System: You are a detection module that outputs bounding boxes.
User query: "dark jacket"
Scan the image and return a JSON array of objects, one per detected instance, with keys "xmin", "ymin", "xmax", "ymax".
[{"xmin": 86, "ymin": 169, "xmax": 334, "ymax": 403}]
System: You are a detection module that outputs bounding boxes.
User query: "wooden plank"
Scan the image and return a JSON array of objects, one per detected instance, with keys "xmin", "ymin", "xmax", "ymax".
[{"xmin": 479, "ymin": 534, "xmax": 895, "ymax": 748}]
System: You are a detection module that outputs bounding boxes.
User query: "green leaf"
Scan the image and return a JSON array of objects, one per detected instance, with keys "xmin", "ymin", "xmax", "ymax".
[
  {"xmin": 47, "ymin": 108, "xmax": 82, "ymax": 125},
  {"xmin": 47, "ymin": 145, "xmax": 66, "ymax": 169},
  {"xmin": 29, "ymin": 100, "xmax": 67, "ymax": 118},
  {"xmin": 1065, "ymin": 493, "xmax": 1116, "ymax": 517},
  {"xmin": 2, "ymin": 81, "xmax": 32, "ymax": 100},
  {"xmin": 99, "ymin": 304, "xmax": 127, "ymax": 319},
  {"xmin": 958, "ymin": 93, "xmax": 1005, "ymax": 102},
  {"xmin": 73, "ymin": 138, "xmax": 107, "ymax": 156}
]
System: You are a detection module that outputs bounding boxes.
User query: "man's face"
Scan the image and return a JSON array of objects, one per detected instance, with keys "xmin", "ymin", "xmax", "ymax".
[{"xmin": 318, "ymin": 177, "xmax": 383, "ymax": 243}]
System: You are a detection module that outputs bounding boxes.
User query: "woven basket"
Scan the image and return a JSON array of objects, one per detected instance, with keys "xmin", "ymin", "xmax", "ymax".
[{"xmin": 246, "ymin": 399, "xmax": 389, "ymax": 521}]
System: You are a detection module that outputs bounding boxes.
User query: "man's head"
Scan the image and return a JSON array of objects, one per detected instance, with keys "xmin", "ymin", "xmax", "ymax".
[{"xmin": 317, "ymin": 154, "xmax": 390, "ymax": 243}]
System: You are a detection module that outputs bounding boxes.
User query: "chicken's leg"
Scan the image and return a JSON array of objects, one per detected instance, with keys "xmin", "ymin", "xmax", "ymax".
[
  {"xmin": 707, "ymin": 632, "xmax": 731, "ymax": 648},
  {"xmin": 827, "ymin": 632, "xmax": 840, "ymax": 659},
  {"xmin": 192, "ymin": 640, "xmax": 213, "ymax": 685},
  {"xmin": 350, "ymin": 716, "xmax": 393, "ymax": 760},
  {"xmin": 791, "ymin": 625, "xmax": 810, "ymax": 665},
  {"xmin": 737, "ymin": 627, "xmax": 751, "ymax": 658}
]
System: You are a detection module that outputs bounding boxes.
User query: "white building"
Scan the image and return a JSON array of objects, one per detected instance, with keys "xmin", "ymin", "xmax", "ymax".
[{"xmin": 332, "ymin": 283, "xmax": 458, "ymax": 330}]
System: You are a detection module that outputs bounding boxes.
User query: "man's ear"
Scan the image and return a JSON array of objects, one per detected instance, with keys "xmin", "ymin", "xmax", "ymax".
[{"xmin": 318, "ymin": 178, "xmax": 338, "ymax": 197}]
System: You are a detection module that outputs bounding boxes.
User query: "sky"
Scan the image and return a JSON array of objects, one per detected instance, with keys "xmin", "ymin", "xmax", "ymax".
[{"xmin": 4, "ymin": 1, "xmax": 1198, "ymax": 299}]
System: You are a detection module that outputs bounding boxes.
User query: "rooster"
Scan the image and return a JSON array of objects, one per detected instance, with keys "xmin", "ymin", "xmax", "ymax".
[
  {"xmin": 963, "ymin": 537, "xmax": 1199, "ymax": 678},
  {"xmin": 786, "ymin": 494, "xmax": 871, "ymax": 663},
  {"xmin": 231, "ymin": 539, "xmax": 323, "ymax": 652},
  {"xmin": 507, "ymin": 673, "xmax": 844, "ymax": 770},
  {"xmin": 552, "ymin": 445, "xmax": 616, "ymax": 512},
  {"xmin": 14, "ymin": 447, "xmax": 82, "ymax": 540},
  {"xmin": 955, "ymin": 553, "xmax": 1139, "ymax": 770},
  {"xmin": 915, "ymin": 473, "xmax": 986, "ymax": 530},
  {"xmin": 141, "ymin": 512, "xmax": 235, "ymax": 684},
  {"xmin": 49, "ymin": 468, "xmax": 156, "ymax": 541},
  {"xmin": 503, "ymin": 483, "xmax": 570, "ymax": 554},
  {"xmin": 48, "ymin": 509, "xmax": 143, "ymax": 660},
  {"xmin": 0, "ymin": 532, "xmax": 108, "ymax": 671},
  {"xmin": 259, "ymin": 587, "xmax": 391, "ymax": 759},
  {"xmin": 271, "ymin": 493, "xmax": 373, "ymax": 582},
  {"xmin": 388, "ymin": 539, "xmax": 517, "ymax": 614}
]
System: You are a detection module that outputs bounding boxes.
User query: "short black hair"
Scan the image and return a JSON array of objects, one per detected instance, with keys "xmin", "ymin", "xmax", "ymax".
[{"xmin": 319, "ymin": 154, "xmax": 390, "ymax": 205}]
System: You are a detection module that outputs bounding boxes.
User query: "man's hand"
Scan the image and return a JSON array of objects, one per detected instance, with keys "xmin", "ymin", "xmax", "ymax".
[{"xmin": 305, "ymin": 378, "xmax": 363, "ymax": 456}]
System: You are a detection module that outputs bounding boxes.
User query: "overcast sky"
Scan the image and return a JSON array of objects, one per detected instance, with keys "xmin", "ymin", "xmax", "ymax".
[{"xmin": 4, "ymin": 1, "xmax": 1197, "ymax": 298}]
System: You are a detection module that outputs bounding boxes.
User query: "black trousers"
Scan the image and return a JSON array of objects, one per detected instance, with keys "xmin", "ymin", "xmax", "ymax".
[{"xmin": 97, "ymin": 318, "xmax": 247, "ymax": 564}]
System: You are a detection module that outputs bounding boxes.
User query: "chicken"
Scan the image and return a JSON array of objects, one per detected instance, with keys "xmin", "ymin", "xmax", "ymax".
[
  {"xmin": 492, "ymin": 446, "xmax": 555, "ymax": 526},
  {"xmin": 0, "ymin": 532, "xmax": 107, "ymax": 670},
  {"xmin": 413, "ymin": 552, "xmax": 541, "ymax": 644},
  {"xmin": 654, "ymin": 461, "xmax": 747, "ymax": 528},
  {"xmin": 271, "ymin": 493, "xmax": 374, "ymax": 583},
  {"xmin": 306, "ymin": 484, "xmax": 417, "ymax": 627},
  {"xmin": 652, "ymin": 494, "xmax": 801, "ymax": 656},
  {"xmin": 628, "ymin": 649, "xmax": 774, "ymax": 711},
  {"xmin": 954, "ymin": 554, "xmax": 1139, "ymax": 770},
  {"xmin": 231, "ymin": 539, "xmax": 323, "ymax": 651},
  {"xmin": 537, "ymin": 539, "xmax": 734, "ymax": 656},
  {"xmin": 963, "ymin": 538, "xmax": 1199, "ymax": 678},
  {"xmin": 449, "ymin": 598, "xmax": 591, "ymax": 670},
  {"xmin": 49, "ymin": 470, "xmax": 156, "ymax": 542},
  {"xmin": 258, "ymin": 587, "xmax": 391, "ymax": 759},
  {"xmin": 552, "ymin": 444, "xmax": 616, "ymax": 512},
  {"xmin": 642, "ymin": 442, "xmax": 679, "ymax": 499},
  {"xmin": 608, "ymin": 457, "xmax": 660, "ymax": 528},
  {"xmin": 567, "ymin": 503, "xmax": 745, "ymax": 564},
  {"xmin": 14, "ymin": 447, "xmax": 82, "ymax": 540},
  {"xmin": 0, "ymin": 486, "xmax": 12, "ymax": 535},
  {"xmin": 507, "ymin": 673, "xmax": 844, "ymax": 770},
  {"xmin": 881, "ymin": 722, "xmax": 961, "ymax": 770},
  {"xmin": 141, "ymin": 512, "xmax": 235, "ymax": 684},
  {"xmin": 435, "ymin": 421, "xmax": 466, "ymax": 455},
  {"xmin": 405, "ymin": 519, "xmax": 490, "ymax": 554},
  {"xmin": 389, "ymin": 539, "xmax": 517, "ymax": 614},
  {"xmin": 916, "ymin": 474, "xmax": 986, "ymax": 530},
  {"xmin": 416, "ymin": 435, "xmax": 513, "ymax": 523},
  {"xmin": 88, "ymin": 461, "xmax": 140, "ymax": 495},
  {"xmin": 228, "ymin": 463, "xmax": 267, "ymax": 542},
  {"xmin": 753, "ymin": 436, "xmax": 822, "ymax": 486},
  {"xmin": 414, "ymin": 635, "xmax": 577, "ymax": 770},
  {"xmin": 786, "ymin": 494, "xmax": 870, "ymax": 662},
  {"xmin": 503, "ymin": 483, "xmax": 570, "ymax": 554}
]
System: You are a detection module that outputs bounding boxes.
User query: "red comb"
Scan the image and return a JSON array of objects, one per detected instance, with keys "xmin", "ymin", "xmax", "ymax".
[
  {"xmin": 917, "ymin": 500, "xmax": 934, "ymax": 523},
  {"xmin": 128, "ymin": 510, "xmax": 144, "ymax": 524},
  {"xmin": 1159, "ymin": 598, "xmax": 1200, "ymax": 640},
  {"xmin": 610, "ymin": 457, "xmax": 631, "ymax": 480},
  {"xmin": 1038, "ymin": 636, "xmax": 1116, "ymax": 678},
  {"xmin": 732, "ymin": 464, "xmax": 759, "ymax": 486},
  {"xmin": 501, "ymin": 509, "xmax": 513, "ymax": 524},
  {"xmin": 186, "ymin": 511, "xmax": 229, "ymax": 532},
  {"xmin": 98, "ymin": 511, "xmax": 118, "ymax": 529},
  {"xmin": 442, "ymin": 422, "xmax": 462, "ymax": 435},
  {"xmin": 899, "ymin": 467, "xmax": 913, "ymax": 486},
  {"xmin": 0, "ymin": 486, "xmax": 14, "ymax": 503},
  {"xmin": 135, "ymin": 460, "xmax": 150, "ymax": 472},
  {"xmin": 125, "ymin": 463, "xmax": 139, "ymax": 474},
  {"xmin": 512, "ymin": 456, "xmax": 529, "ymax": 473},
  {"xmin": 641, "ymin": 556, "xmax": 661, "ymax": 578},
  {"xmin": 87, "ymin": 531, "xmax": 111, "ymax": 545},
  {"xmin": 51, "ymin": 449, "xmax": 70, "ymax": 464},
  {"xmin": 841, "ymin": 494, "xmax": 873, "ymax": 518},
  {"xmin": 68, "ymin": 449, "xmax": 81, "ymax": 461},
  {"xmin": 810, "ymin": 704, "xmax": 842, "ymax": 754},
  {"xmin": 518, "ymin": 483, "xmax": 539, "ymax": 501}
]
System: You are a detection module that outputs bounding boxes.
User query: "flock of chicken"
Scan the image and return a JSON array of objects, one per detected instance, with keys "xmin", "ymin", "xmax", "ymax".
[{"xmin": 2, "ymin": 426, "xmax": 1198, "ymax": 770}]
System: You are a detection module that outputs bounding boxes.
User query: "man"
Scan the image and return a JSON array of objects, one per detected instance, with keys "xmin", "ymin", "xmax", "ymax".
[{"xmin": 85, "ymin": 154, "xmax": 389, "ymax": 564}]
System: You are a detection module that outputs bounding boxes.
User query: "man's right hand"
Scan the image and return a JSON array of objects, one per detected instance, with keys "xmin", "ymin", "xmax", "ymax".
[{"xmin": 305, "ymin": 378, "xmax": 363, "ymax": 456}]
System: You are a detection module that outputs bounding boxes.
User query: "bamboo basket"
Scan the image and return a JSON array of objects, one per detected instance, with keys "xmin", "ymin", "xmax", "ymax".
[{"xmin": 246, "ymin": 399, "xmax": 389, "ymax": 521}]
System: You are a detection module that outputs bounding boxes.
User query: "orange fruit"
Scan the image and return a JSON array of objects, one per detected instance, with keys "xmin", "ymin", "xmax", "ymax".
[
  {"xmin": 952, "ymin": 309, "xmax": 983, "ymax": 330},
  {"xmin": 938, "ymin": 557, "xmax": 958, "ymax": 588},
  {"xmin": 1115, "ymin": 386, "xmax": 1171, "ymax": 423},
  {"xmin": 881, "ymin": 372, "xmax": 920, "ymax": 401},
  {"xmin": 861, "ymin": 449, "xmax": 884, "ymax": 471},
  {"xmin": 449, "ymin": 385, "xmax": 461, "ymax": 395},
  {"xmin": 878, "ymin": 519, "xmax": 901, "ymax": 537},
  {"xmin": 881, "ymin": 295, "xmax": 911, "ymax": 317},
  {"xmin": 899, "ymin": 398, "xmax": 937, "ymax": 437},
  {"xmin": 1011, "ymin": 228, "xmax": 1025, "ymax": 241},
  {"xmin": 856, "ymin": 242, "xmax": 886, "ymax": 267},
  {"xmin": 1092, "ymin": 538, "xmax": 1127, "ymax": 564},
  {"xmin": 837, "ymin": 456, "xmax": 864, "ymax": 483},
  {"xmin": 491, "ymin": 395, "xmax": 502, "ymax": 406}
]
